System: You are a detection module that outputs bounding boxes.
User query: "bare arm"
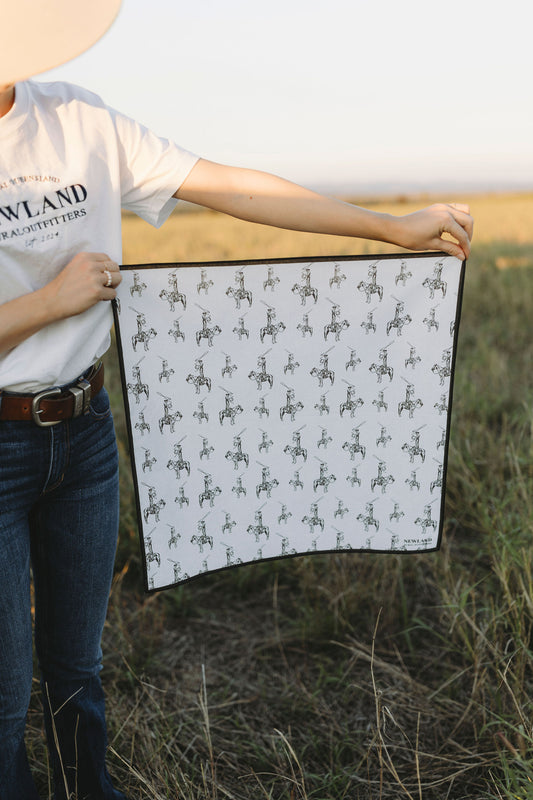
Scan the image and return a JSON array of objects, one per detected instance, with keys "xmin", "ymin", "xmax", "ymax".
[
  {"xmin": 175, "ymin": 159, "xmax": 473, "ymax": 259},
  {"xmin": 0, "ymin": 252, "xmax": 121, "ymax": 355}
]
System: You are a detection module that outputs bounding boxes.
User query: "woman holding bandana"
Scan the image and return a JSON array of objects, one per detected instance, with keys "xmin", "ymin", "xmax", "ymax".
[{"xmin": 0, "ymin": 2, "xmax": 472, "ymax": 797}]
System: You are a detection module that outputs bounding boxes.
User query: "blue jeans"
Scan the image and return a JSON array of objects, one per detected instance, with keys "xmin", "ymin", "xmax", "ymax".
[{"xmin": 0, "ymin": 387, "xmax": 126, "ymax": 800}]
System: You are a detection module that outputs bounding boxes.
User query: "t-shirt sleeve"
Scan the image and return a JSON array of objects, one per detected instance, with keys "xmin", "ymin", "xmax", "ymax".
[{"xmin": 107, "ymin": 106, "xmax": 200, "ymax": 228}]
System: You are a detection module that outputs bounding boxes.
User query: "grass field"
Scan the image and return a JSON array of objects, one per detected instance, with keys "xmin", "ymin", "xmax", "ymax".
[{"xmin": 28, "ymin": 193, "xmax": 533, "ymax": 799}]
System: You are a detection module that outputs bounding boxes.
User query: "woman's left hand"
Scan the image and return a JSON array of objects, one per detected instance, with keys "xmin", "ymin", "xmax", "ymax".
[{"xmin": 392, "ymin": 203, "xmax": 474, "ymax": 259}]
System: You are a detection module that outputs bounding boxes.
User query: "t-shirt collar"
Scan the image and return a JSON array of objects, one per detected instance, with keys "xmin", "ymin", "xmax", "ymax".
[{"xmin": 0, "ymin": 81, "xmax": 30, "ymax": 137}]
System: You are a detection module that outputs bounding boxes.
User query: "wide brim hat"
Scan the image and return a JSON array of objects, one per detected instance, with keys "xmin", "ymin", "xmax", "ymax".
[{"xmin": 0, "ymin": 0, "xmax": 122, "ymax": 85}]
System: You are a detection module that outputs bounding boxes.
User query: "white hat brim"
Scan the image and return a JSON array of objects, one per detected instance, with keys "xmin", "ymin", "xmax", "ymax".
[{"xmin": 0, "ymin": 0, "xmax": 122, "ymax": 84}]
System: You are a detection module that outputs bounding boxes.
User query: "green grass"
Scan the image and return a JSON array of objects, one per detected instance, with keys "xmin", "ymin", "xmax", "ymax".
[{"xmin": 26, "ymin": 205, "xmax": 533, "ymax": 799}]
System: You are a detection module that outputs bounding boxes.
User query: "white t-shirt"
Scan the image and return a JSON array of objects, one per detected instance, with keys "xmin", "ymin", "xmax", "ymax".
[{"xmin": 0, "ymin": 80, "xmax": 199, "ymax": 392}]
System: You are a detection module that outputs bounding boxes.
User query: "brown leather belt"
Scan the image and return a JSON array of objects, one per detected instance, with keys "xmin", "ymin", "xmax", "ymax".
[{"xmin": 0, "ymin": 363, "xmax": 104, "ymax": 427}]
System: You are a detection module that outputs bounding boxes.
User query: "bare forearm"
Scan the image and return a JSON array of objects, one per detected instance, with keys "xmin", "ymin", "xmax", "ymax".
[
  {"xmin": 177, "ymin": 161, "xmax": 393, "ymax": 239},
  {"xmin": 0, "ymin": 288, "xmax": 59, "ymax": 354},
  {"xmin": 175, "ymin": 159, "xmax": 473, "ymax": 259},
  {"xmin": 0, "ymin": 293, "xmax": 47, "ymax": 353}
]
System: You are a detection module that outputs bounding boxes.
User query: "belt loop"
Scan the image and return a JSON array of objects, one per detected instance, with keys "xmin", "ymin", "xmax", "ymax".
[{"xmin": 68, "ymin": 378, "xmax": 92, "ymax": 417}]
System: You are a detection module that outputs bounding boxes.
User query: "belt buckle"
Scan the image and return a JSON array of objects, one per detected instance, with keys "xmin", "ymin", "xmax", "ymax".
[
  {"xmin": 31, "ymin": 387, "xmax": 62, "ymax": 427},
  {"xmin": 68, "ymin": 378, "xmax": 92, "ymax": 418}
]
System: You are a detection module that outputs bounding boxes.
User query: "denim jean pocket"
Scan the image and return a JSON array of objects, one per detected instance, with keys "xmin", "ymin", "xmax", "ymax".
[{"xmin": 88, "ymin": 387, "xmax": 112, "ymax": 421}]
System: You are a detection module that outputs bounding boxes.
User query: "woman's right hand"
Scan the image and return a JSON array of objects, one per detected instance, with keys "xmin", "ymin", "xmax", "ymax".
[
  {"xmin": 0, "ymin": 253, "xmax": 122, "ymax": 355},
  {"xmin": 44, "ymin": 252, "xmax": 122, "ymax": 319}
]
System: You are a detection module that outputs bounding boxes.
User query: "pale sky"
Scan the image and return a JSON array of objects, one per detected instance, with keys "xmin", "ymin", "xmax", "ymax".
[{"xmin": 41, "ymin": 0, "xmax": 532, "ymax": 193}]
